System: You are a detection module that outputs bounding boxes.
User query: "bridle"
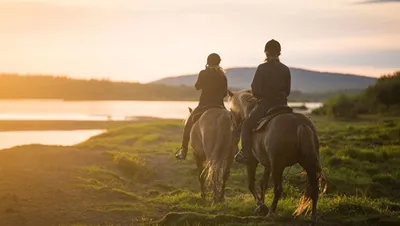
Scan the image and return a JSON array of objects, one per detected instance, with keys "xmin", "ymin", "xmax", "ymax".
[
  {"xmin": 230, "ymin": 106, "xmax": 252, "ymax": 138},
  {"xmin": 229, "ymin": 92, "xmax": 260, "ymax": 137}
]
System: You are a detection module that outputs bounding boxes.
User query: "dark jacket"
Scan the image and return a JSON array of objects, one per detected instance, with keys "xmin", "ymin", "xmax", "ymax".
[
  {"xmin": 195, "ymin": 68, "xmax": 228, "ymax": 106},
  {"xmin": 251, "ymin": 61, "xmax": 291, "ymax": 107}
]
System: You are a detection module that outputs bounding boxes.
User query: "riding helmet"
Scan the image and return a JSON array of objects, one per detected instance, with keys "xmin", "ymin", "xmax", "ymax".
[
  {"xmin": 264, "ymin": 39, "xmax": 281, "ymax": 55},
  {"xmin": 207, "ymin": 53, "xmax": 221, "ymax": 66}
]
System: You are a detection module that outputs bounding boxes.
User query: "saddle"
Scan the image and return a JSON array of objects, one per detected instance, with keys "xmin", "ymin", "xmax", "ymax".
[
  {"xmin": 191, "ymin": 105, "xmax": 226, "ymax": 122},
  {"xmin": 253, "ymin": 105, "xmax": 293, "ymax": 132}
]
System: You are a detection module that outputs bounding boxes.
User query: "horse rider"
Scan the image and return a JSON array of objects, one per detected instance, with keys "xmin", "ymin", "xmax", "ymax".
[
  {"xmin": 234, "ymin": 39, "xmax": 292, "ymax": 164},
  {"xmin": 175, "ymin": 53, "xmax": 228, "ymax": 160}
]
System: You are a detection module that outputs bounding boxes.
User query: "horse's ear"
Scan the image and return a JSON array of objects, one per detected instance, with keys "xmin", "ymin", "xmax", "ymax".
[
  {"xmin": 188, "ymin": 107, "xmax": 193, "ymax": 113},
  {"xmin": 228, "ymin": 89, "xmax": 234, "ymax": 97}
]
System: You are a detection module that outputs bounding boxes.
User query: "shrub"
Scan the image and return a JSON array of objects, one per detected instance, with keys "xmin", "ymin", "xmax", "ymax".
[
  {"xmin": 324, "ymin": 94, "xmax": 359, "ymax": 118},
  {"xmin": 110, "ymin": 152, "xmax": 153, "ymax": 180},
  {"xmin": 313, "ymin": 71, "xmax": 400, "ymax": 117}
]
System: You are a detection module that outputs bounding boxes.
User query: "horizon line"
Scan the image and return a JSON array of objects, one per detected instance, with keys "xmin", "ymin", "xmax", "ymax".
[{"xmin": 1, "ymin": 65, "xmax": 395, "ymax": 84}]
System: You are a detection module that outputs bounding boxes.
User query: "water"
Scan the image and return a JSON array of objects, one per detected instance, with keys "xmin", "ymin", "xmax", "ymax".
[
  {"xmin": 0, "ymin": 100, "xmax": 322, "ymax": 149},
  {"xmin": 0, "ymin": 99, "xmax": 322, "ymax": 121},
  {"xmin": 0, "ymin": 130, "xmax": 104, "ymax": 150}
]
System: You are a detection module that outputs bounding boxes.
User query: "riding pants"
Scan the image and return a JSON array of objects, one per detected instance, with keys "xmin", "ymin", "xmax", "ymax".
[{"xmin": 240, "ymin": 104, "xmax": 267, "ymax": 154}]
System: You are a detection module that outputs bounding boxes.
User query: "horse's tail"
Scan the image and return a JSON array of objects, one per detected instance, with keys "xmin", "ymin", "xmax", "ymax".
[
  {"xmin": 294, "ymin": 124, "xmax": 327, "ymax": 217},
  {"xmin": 203, "ymin": 112, "xmax": 232, "ymax": 199}
]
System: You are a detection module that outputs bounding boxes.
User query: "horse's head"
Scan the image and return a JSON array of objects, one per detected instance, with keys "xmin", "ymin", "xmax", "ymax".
[
  {"xmin": 227, "ymin": 89, "xmax": 258, "ymax": 132},
  {"xmin": 228, "ymin": 89, "xmax": 257, "ymax": 116}
]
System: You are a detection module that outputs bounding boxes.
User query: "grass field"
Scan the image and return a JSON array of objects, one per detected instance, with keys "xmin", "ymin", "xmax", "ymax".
[{"xmin": 0, "ymin": 115, "xmax": 399, "ymax": 226}]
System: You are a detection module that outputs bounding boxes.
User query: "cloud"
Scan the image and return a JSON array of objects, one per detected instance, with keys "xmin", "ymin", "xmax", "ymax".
[{"xmin": 356, "ymin": 0, "xmax": 400, "ymax": 4}]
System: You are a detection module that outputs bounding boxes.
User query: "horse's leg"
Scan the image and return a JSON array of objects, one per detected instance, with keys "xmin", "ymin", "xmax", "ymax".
[
  {"xmin": 254, "ymin": 164, "xmax": 271, "ymax": 216},
  {"xmin": 195, "ymin": 155, "xmax": 206, "ymax": 199},
  {"xmin": 268, "ymin": 165, "xmax": 284, "ymax": 217},
  {"xmin": 247, "ymin": 161, "xmax": 259, "ymax": 203},
  {"xmin": 308, "ymin": 167, "xmax": 319, "ymax": 226},
  {"xmin": 248, "ymin": 160, "xmax": 270, "ymax": 216},
  {"xmin": 260, "ymin": 164, "xmax": 271, "ymax": 204},
  {"xmin": 303, "ymin": 162, "xmax": 319, "ymax": 226},
  {"xmin": 220, "ymin": 155, "xmax": 234, "ymax": 202},
  {"xmin": 212, "ymin": 176, "xmax": 219, "ymax": 204}
]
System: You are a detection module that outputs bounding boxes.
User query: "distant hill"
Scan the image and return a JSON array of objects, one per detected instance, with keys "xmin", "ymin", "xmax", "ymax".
[
  {"xmin": 151, "ymin": 67, "xmax": 377, "ymax": 93},
  {"xmin": 0, "ymin": 74, "xmax": 199, "ymax": 101},
  {"xmin": 0, "ymin": 73, "xmax": 374, "ymax": 102}
]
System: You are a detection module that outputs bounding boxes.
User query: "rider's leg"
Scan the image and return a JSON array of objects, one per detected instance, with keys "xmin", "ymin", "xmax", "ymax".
[
  {"xmin": 175, "ymin": 106, "xmax": 203, "ymax": 160},
  {"xmin": 235, "ymin": 105, "xmax": 266, "ymax": 164}
]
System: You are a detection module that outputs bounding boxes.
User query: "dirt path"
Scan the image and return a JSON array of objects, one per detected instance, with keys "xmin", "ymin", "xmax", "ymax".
[{"xmin": 0, "ymin": 145, "xmax": 123, "ymax": 226}]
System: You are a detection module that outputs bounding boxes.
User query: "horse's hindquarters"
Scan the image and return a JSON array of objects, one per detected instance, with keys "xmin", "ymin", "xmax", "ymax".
[
  {"xmin": 256, "ymin": 114, "xmax": 304, "ymax": 167},
  {"xmin": 191, "ymin": 108, "xmax": 235, "ymax": 203}
]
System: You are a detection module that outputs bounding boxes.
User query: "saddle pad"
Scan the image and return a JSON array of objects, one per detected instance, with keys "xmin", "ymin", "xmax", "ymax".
[
  {"xmin": 192, "ymin": 105, "xmax": 226, "ymax": 122},
  {"xmin": 253, "ymin": 106, "xmax": 293, "ymax": 132}
]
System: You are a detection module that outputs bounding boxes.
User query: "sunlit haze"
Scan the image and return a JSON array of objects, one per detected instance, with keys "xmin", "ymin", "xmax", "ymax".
[{"xmin": 1, "ymin": 0, "xmax": 399, "ymax": 82}]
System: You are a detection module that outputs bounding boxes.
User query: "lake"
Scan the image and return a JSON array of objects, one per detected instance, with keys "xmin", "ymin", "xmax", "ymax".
[
  {"xmin": 0, "ymin": 130, "xmax": 105, "ymax": 150},
  {"xmin": 0, "ymin": 100, "xmax": 322, "ymax": 149},
  {"xmin": 0, "ymin": 99, "xmax": 322, "ymax": 121}
]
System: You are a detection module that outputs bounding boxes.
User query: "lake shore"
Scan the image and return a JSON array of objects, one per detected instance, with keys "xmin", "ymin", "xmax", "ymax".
[
  {"xmin": 0, "ymin": 117, "xmax": 162, "ymax": 132},
  {"xmin": 0, "ymin": 109, "xmax": 313, "ymax": 132}
]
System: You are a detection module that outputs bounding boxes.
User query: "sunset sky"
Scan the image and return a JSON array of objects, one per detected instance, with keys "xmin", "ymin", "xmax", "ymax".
[{"xmin": 1, "ymin": 0, "xmax": 399, "ymax": 83}]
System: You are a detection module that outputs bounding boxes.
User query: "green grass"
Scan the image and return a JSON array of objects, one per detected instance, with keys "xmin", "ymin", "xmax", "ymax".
[
  {"xmin": 51, "ymin": 116, "xmax": 400, "ymax": 225},
  {"xmin": 0, "ymin": 116, "xmax": 394, "ymax": 226}
]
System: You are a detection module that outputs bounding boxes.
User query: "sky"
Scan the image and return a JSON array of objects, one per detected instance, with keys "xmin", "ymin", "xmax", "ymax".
[{"xmin": 0, "ymin": 0, "xmax": 399, "ymax": 83}]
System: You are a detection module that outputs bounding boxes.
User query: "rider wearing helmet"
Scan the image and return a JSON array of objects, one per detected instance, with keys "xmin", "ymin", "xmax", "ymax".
[
  {"xmin": 175, "ymin": 53, "xmax": 228, "ymax": 160},
  {"xmin": 234, "ymin": 39, "xmax": 291, "ymax": 164}
]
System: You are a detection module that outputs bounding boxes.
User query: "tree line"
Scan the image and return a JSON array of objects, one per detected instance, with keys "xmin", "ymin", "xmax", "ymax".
[
  {"xmin": 0, "ymin": 73, "xmax": 360, "ymax": 102},
  {"xmin": 312, "ymin": 71, "xmax": 400, "ymax": 118}
]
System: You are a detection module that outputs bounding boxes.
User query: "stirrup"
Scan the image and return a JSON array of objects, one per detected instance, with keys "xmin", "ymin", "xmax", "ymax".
[
  {"xmin": 175, "ymin": 148, "xmax": 187, "ymax": 160},
  {"xmin": 234, "ymin": 150, "xmax": 250, "ymax": 164}
]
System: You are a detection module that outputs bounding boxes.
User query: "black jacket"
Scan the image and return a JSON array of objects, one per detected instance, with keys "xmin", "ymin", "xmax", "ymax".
[
  {"xmin": 195, "ymin": 68, "xmax": 228, "ymax": 106},
  {"xmin": 251, "ymin": 61, "xmax": 291, "ymax": 106}
]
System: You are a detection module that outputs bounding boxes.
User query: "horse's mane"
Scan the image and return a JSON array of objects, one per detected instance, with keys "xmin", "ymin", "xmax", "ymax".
[{"xmin": 230, "ymin": 90, "xmax": 258, "ymax": 118}]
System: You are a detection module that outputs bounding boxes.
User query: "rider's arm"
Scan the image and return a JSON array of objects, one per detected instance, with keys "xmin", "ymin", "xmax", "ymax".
[
  {"xmin": 251, "ymin": 65, "xmax": 263, "ymax": 99},
  {"xmin": 195, "ymin": 70, "xmax": 205, "ymax": 90},
  {"xmin": 220, "ymin": 75, "xmax": 228, "ymax": 98},
  {"xmin": 283, "ymin": 67, "xmax": 291, "ymax": 96}
]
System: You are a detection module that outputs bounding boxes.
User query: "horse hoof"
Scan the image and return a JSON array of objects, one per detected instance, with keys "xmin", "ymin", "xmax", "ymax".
[
  {"xmin": 254, "ymin": 204, "xmax": 269, "ymax": 216},
  {"xmin": 309, "ymin": 215, "xmax": 317, "ymax": 226},
  {"xmin": 267, "ymin": 212, "xmax": 276, "ymax": 218},
  {"xmin": 211, "ymin": 201, "xmax": 221, "ymax": 207},
  {"xmin": 201, "ymin": 192, "xmax": 207, "ymax": 199},
  {"xmin": 211, "ymin": 199, "xmax": 221, "ymax": 206}
]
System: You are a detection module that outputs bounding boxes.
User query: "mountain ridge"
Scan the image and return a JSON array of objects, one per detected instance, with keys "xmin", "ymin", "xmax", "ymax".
[{"xmin": 150, "ymin": 66, "xmax": 377, "ymax": 93}]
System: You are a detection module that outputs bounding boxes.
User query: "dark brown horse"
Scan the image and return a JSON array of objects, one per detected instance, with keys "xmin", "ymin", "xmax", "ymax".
[
  {"xmin": 186, "ymin": 107, "xmax": 240, "ymax": 204},
  {"xmin": 227, "ymin": 89, "xmax": 326, "ymax": 225}
]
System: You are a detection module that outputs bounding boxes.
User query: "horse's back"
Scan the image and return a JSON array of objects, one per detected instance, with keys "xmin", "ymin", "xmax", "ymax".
[
  {"xmin": 190, "ymin": 108, "xmax": 232, "ymax": 158},
  {"xmin": 200, "ymin": 108, "xmax": 232, "ymax": 145},
  {"xmin": 256, "ymin": 113, "xmax": 316, "ymax": 167}
]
